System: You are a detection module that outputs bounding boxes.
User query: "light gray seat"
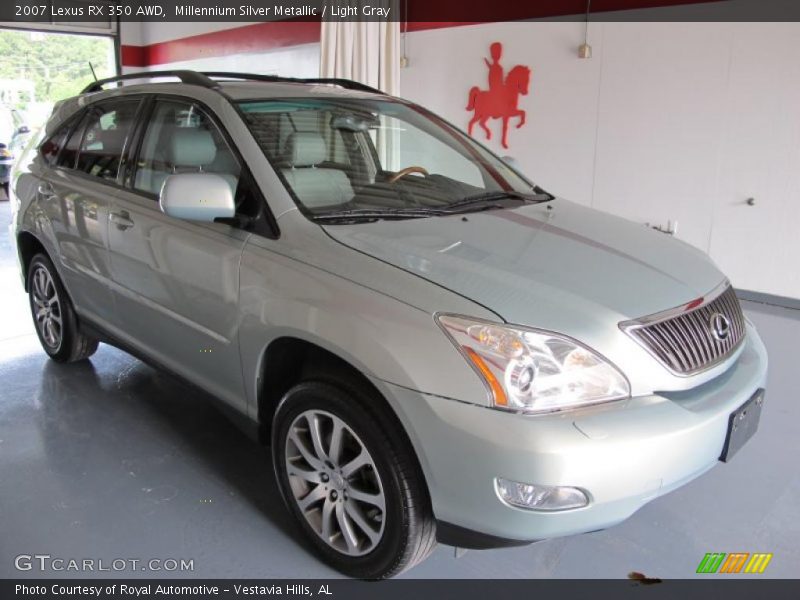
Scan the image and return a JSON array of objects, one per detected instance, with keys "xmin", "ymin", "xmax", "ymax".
[{"xmin": 281, "ymin": 132, "xmax": 354, "ymax": 208}]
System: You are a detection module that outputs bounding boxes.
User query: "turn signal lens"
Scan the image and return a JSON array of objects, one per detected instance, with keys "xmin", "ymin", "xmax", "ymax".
[{"xmin": 462, "ymin": 346, "xmax": 508, "ymax": 406}]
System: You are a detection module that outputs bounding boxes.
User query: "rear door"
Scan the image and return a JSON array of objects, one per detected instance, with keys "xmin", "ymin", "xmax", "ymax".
[
  {"xmin": 106, "ymin": 97, "xmax": 260, "ymax": 411},
  {"xmin": 42, "ymin": 98, "xmax": 142, "ymax": 327}
]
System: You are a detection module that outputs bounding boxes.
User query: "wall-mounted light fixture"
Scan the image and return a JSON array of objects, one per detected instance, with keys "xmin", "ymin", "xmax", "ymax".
[
  {"xmin": 400, "ymin": 0, "xmax": 410, "ymax": 67},
  {"xmin": 578, "ymin": 0, "xmax": 592, "ymax": 59}
]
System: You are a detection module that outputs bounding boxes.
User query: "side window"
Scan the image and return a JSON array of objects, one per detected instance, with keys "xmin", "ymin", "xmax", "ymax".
[
  {"xmin": 40, "ymin": 117, "xmax": 76, "ymax": 167},
  {"xmin": 57, "ymin": 112, "xmax": 89, "ymax": 169},
  {"xmin": 74, "ymin": 100, "xmax": 140, "ymax": 182},
  {"xmin": 133, "ymin": 100, "xmax": 241, "ymax": 198}
]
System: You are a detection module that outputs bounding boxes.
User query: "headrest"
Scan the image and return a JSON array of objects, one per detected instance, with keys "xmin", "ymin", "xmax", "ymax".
[
  {"xmin": 168, "ymin": 128, "xmax": 217, "ymax": 167},
  {"xmin": 284, "ymin": 132, "xmax": 326, "ymax": 167},
  {"xmin": 93, "ymin": 129, "xmax": 126, "ymax": 153}
]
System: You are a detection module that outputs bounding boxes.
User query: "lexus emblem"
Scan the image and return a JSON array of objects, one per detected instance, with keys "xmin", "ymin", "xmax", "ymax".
[{"xmin": 710, "ymin": 312, "xmax": 731, "ymax": 341}]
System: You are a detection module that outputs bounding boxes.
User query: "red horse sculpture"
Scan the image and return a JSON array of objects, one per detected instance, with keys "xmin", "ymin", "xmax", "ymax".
[{"xmin": 466, "ymin": 44, "xmax": 531, "ymax": 149}]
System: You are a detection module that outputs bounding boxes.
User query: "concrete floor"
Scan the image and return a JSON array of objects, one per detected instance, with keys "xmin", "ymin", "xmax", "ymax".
[{"xmin": 1, "ymin": 195, "xmax": 798, "ymax": 579}]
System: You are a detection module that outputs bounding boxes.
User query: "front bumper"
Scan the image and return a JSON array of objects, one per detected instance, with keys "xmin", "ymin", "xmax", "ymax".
[{"xmin": 380, "ymin": 322, "xmax": 768, "ymax": 546}]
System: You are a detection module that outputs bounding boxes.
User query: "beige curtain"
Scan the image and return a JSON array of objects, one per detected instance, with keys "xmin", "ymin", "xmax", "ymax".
[{"xmin": 319, "ymin": 1, "xmax": 400, "ymax": 95}]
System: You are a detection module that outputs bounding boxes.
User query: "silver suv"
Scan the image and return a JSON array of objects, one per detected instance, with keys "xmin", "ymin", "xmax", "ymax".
[{"xmin": 11, "ymin": 71, "xmax": 767, "ymax": 578}]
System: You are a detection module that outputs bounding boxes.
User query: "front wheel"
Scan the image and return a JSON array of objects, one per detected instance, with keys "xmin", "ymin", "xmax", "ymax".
[
  {"xmin": 27, "ymin": 253, "xmax": 98, "ymax": 362},
  {"xmin": 272, "ymin": 379, "xmax": 436, "ymax": 578}
]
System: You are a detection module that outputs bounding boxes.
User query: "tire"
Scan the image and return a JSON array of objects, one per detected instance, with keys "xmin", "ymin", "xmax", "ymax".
[
  {"xmin": 27, "ymin": 253, "xmax": 99, "ymax": 363},
  {"xmin": 1, "ymin": 182, "xmax": 8, "ymax": 199},
  {"xmin": 272, "ymin": 378, "xmax": 436, "ymax": 579}
]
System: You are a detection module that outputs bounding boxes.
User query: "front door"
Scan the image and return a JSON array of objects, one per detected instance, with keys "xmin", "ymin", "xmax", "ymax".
[{"xmin": 106, "ymin": 99, "xmax": 253, "ymax": 411}]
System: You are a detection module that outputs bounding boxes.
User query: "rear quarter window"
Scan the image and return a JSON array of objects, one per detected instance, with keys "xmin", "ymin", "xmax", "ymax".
[
  {"xmin": 74, "ymin": 99, "xmax": 141, "ymax": 182},
  {"xmin": 40, "ymin": 116, "xmax": 78, "ymax": 167}
]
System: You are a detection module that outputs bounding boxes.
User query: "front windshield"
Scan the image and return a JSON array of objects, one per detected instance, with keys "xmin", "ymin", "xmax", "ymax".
[{"xmin": 238, "ymin": 98, "xmax": 541, "ymax": 219}]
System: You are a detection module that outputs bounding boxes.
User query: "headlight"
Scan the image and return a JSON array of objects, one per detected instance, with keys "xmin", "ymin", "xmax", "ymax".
[{"xmin": 436, "ymin": 314, "xmax": 630, "ymax": 414}]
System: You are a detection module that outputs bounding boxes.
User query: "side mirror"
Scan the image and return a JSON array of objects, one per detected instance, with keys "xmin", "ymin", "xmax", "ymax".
[
  {"xmin": 17, "ymin": 125, "xmax": 30, "ymax": 135},
  {"xmin": 159, "ymin": 173, "xmax": 235, "ymax": 222}
]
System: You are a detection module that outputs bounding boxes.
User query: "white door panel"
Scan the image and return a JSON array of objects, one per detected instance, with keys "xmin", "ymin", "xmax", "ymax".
[{"xmin": 710, "ymin": 23, "xmax": 800, "ymax": 299}]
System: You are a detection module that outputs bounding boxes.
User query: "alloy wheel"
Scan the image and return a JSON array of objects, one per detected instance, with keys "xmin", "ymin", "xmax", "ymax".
[
  {"xmin": 31, "ymin": 265, "xmax": 62, "ymax": 350},
  {"xmin": 284, "ymin": 409, "xmax": 386, "ymax": 556}
]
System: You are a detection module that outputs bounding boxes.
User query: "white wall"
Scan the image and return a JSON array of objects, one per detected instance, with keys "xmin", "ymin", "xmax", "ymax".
[
  {"xmin": 146, "ymin": 43, "xmax": 320, "ymax": 78},
  {"xmin": 708, "ymin": 23, "xmax": 800, "ymax": 300},
  {"xmin": 138, "ymin": 21, "xmax": 259, "ymax": 45},
  {"xmin": 119, "ymin": 20, "xmax": 142, "ymax": 46},
  {"xmin": 401, "ymin": 21, "xmax": 800, "ymax": 299}
]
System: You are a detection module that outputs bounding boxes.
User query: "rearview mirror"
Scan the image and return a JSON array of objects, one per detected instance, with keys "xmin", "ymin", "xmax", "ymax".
[
  {"xmin": 332, "ymin": 114, "xmax": 377, "ymax": 132},
  {"xmin": 159, "ymin": 173, "xmax": 235, "ymax": 222},
  {"xmin": 501, "ymin": 155, "xmax": 522, "ymax": 172}
]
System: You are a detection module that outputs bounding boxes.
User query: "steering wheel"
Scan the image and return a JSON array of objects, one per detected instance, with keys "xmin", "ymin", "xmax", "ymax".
[{"xmin": 388, "ymin": 166, "xmax": 429, "ymax": 184}]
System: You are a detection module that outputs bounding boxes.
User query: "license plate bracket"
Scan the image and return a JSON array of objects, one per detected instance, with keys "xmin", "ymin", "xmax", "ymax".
[{"xmin": 719, "ymin": 388, "xmax": 764, "ymax": 463}]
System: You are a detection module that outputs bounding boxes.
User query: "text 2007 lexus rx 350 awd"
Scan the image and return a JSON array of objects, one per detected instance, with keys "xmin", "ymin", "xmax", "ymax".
[{"xmin": 11, "ymin": 71, "xmax": 767, "ymax": 578}]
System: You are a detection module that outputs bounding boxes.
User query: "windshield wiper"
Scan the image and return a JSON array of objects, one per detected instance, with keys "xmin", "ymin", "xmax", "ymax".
[
  {"xmin": 442, "ymin": 190, "xmax": 554, "ymax": 213},
  {"xmin": 312, "ymin": 207, "xmax": 448, "ymax": 223},
  {"xmin": 312, "ymin": 190, "xmax": 554, "ymax": 223}
]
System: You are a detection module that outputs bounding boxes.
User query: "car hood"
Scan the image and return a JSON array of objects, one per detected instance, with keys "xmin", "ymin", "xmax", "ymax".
[{"xmin": 321, "ymin": 199, "xmax": 725, "ymax": 329}]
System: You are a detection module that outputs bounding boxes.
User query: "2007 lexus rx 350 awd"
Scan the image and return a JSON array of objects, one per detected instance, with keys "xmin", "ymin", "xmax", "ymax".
[{"xmin": 11, "ymin": 71, "xmax": 767, "ymax": 579}]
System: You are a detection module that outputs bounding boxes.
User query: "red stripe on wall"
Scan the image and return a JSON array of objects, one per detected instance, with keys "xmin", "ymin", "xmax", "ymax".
[
  {"xmin": 122, "ymin": 20, "xmax": 321, "ymax": 67},
  {"xmin": 120, "ymin": 44, "xmax": 147, "ymax": 67}
]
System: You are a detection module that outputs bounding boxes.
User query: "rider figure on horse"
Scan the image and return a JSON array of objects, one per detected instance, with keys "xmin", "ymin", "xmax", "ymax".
[
  {"xmin": 485, "ymin": 42, "xmax": 505, "ymax": 94},
  {"xmin": 467, "ymin": 42, "xmax": 531, "ymax": 149}
]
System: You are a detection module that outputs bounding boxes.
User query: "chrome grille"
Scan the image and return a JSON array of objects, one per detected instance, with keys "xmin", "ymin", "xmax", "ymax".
[{"xmin": 621, "ymin": 284, "xmax": 746, "ymax": 376}]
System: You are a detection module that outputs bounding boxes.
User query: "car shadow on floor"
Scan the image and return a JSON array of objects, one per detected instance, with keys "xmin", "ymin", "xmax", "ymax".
[{"xmin": 33, "ymin": 352, "xmax": 314, "ymax": 554}]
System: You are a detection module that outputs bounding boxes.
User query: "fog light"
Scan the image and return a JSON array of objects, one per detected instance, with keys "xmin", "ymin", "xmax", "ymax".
[{"xmin": 495, "ymin": 478, "xmax": 589, "ymax": 511}]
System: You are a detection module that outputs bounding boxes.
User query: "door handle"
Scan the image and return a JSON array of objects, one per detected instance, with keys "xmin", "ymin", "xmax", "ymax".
[
  {"xmin": 109, "ymin": 211, "xmax": 134, "ymax": 230},
  {"xmin": 38, "ymin": 182, "xmax": 54, "ymax": 196}
]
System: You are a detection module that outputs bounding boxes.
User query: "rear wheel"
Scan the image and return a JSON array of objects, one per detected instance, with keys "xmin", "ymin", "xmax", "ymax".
[
  {"xmin": 27, "ymin": 253, "xmax": 98, "ymax": 363},
  {"xmin": 272, "ymin": 379, "xmax": 436, "ymax": 578}
]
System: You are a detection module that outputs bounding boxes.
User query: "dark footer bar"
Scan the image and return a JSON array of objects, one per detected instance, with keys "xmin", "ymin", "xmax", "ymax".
[{"xmin": 3, "ymin": 579, "xmax": 800, "ymax": 600}]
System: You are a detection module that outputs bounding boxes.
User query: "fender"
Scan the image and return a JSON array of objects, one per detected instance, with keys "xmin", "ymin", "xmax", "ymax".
[{"xmin": 237, "ymin": 240, "xmax": 496, "ymax": 420}]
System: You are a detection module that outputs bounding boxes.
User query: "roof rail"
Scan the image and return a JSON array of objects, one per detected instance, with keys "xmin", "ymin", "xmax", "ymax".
[
  {"xmin": 80, "ymin": 70, "xmax": 385, "ymax": 96},
  {"xmin": 81, "ymin": 70, "xmax": 218, "ymax": 94},
  {"xmin": 201, "ymin": 72, "xmax": 384, "ymax": 95}
]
